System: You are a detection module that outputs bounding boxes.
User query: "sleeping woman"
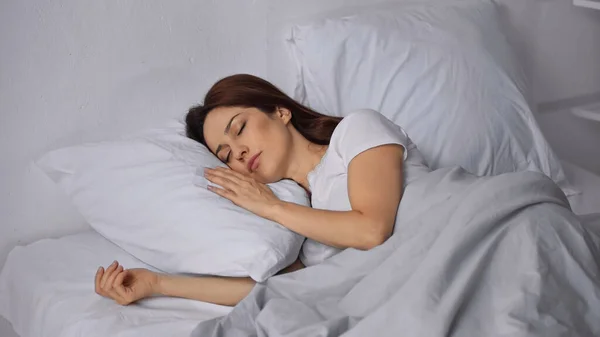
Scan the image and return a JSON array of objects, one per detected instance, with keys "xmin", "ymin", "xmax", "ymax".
[{"xmin": 94, "ymin": 74, "xmax": 431, "ymax": 306}]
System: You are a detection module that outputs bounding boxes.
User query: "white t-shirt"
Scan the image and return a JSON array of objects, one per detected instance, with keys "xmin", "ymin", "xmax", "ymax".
[{"xmin": 300, "ymin": 109, "xmax": 431, "ymax": 266}]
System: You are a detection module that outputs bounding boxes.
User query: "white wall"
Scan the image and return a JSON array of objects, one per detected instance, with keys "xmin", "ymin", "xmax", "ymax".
[
  {"xmin": 1, "ymin": 0, "xmax": 600, "ymax": 270},
  {"xmin": 0, "ymin": 0, "xmax": 420, "ymax": 274},
  {"xmin": 495, "ymin": 0, "xmax": 600, "ymax": 104},
  {"xmin": 526, "ymin": 0, "xmax": 600, "ymax": 175},
  {"xmin": 536, "ymin": 109, "xmax": 600, "ymax": 174},
  {"xmin": 0, "ymin": 0, "xmax": 269, "ymax": 269},
  {"xmin": 532, "ymin": 0, "xmax": 600, "ymax": 103}
]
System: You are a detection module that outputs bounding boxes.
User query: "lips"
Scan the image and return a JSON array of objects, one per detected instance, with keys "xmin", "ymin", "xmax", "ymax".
[{"xmin": 247, "ymin": 152, "xmax": 261, "ymax": 173}]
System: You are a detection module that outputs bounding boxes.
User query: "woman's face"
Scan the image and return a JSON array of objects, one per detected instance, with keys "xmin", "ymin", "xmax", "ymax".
[{"xmin": 203, "ymin": 106, "xmax": 293, "ymax": 184}]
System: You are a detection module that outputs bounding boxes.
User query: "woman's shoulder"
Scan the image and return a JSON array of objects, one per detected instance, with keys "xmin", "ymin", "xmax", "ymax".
[
  {"xmin": 339, "ymin": 109, "xmax": 388, "ymax": 126},
  {"xmin": 329, "ymin": 109, "xmax": 411, "ymax": 160},
  {"xmin": 327, "ymin": 110, "xmax": 427, "ymax": 173},
  {"xmin": 335, "ymin": 109, "xmax": 403, "ymax": 138}
]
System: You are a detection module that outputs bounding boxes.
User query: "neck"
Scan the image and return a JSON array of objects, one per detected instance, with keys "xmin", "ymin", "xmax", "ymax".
[{"xmin": 284, "ymin": 131, "xmax": 327, "ymax": 192}]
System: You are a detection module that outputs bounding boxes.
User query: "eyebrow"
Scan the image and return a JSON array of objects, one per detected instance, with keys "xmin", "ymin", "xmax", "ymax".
[{"xmin": 215, "ymin": 113, "xmax": 241, "ymax": 157}]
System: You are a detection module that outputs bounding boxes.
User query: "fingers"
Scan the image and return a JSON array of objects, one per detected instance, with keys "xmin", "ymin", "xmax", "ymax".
[
  {"xmin": 205, "ymin": 167, "xmax": 238, "ymax": 180},
  {"xmin": 110, "ymin": 270, "xmax": 132, "ymax": 305},
  {"xmin": 207, "ymin": 185, "xmax": 237, "ymax": 201},
  {"xmin": 100, "ymin": 261, "xmax": 118, "ymax": 288},
  {"xmin": 95, "ymin": 261, "xmax": 129, "ymax": 305},
  {"xmin": 105, "ymin": 265, "xmax": 124, "ymax": 289},
  {"xmin": 205, "ymin": 167, "xmax": 248, "ymax": 184},
  {"xmin": 112, "ymin": 271, "xmax": 133, "ymax": 303},
  {"xmin": 113, "ymin": 269, "xmax": 127, "ymax": 288},
  {"xmin": 206, "ymin": 175, "xmax": 237, "ymax": 191},
  {"xmin": 204, "ymin": 170, "xmax": 240, "ymax": 192},
  {"xmin": 95, "ymin": 266, "xmax": 104, "ymax": 295},
  {"xmin": 212, "ymin": 166, "xmax": 249, "ymax": 181}
]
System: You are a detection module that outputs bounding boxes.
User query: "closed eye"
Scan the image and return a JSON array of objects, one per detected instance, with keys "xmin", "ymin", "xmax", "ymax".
[{"xmin": 223, "ymin": 121, "xmax": 245, "ymax": 163}]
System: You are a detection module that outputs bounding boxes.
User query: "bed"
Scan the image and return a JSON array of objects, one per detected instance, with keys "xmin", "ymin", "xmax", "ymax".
[
  {"xmin": 0, "ymin": 161, "xmax": 598, "ymax": 337},
  {"xmin": 0, "ymin": 232, "xmax": 232, "ymax": 337},
  {"xmin": 2, "ymin": 0, "xmax": 600, "ymax": 335}
]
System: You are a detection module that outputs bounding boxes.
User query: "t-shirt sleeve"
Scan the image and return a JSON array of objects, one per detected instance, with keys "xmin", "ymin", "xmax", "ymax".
[{"xmin": 332, "ymin": 109, "xmax": 410, "ymax": 167}]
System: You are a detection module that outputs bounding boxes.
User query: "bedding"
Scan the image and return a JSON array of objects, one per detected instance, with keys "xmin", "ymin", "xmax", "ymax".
[
  {"xmin": 562, "ymin": 161, "xmax": 600, "ymax": 215},
  {"xmin": 192, "ymin": 166, "xmax": 600, "ymax": 337},
  {"xmin": 0, "ymin": 231, "xmax": 232, "ymax": 337},
  {"xmin": 287, "ymin": 0, "xmax": 576, "ymax": 196},
  {"xmin": 0, "ymin": 317, "xmax": 17, "ymax": 337},
  {"xmin": 1, "ymin": 169, "xmax": 598, "ymax": 337},
  {"xmin": 35, "ymin": 120, "xmax": 308, "ymax": 282}
]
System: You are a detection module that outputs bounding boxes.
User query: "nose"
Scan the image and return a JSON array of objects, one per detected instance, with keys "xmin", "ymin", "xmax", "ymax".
[{"xmin": 232, "ymin": 144, "xmax": 249, "ymax": 162}]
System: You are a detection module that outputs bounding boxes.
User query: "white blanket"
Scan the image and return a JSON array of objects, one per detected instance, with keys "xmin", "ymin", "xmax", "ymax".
[{"xmin": 193, "ymin": 167, "xmax": 600, "ymax": 337}]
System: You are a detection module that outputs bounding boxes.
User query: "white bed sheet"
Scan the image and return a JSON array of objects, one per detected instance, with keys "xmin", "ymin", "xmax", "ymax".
[
  {"xmin": 563, "ymin": 160, "xmax": 600, "ymax": 215},
  {"xmin": 0, "ymin": 231, "xmax": 231, "ymax": 337}
]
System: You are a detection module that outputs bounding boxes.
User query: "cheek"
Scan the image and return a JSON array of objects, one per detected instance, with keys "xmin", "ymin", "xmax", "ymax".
[
  {"xmin": 250, "ymin": 153, "xmax": 278, "ymax": 183},
  {"xmin": 260, "ymin": 138, "xmax": 290, "ymax": 182},
  {"xmin": 254, "ymin": 120, "xmax": 284, "ymax": 153},
  {"xmin": 227, "ymin": 162, "xmax": 247, "ymax": 175},
  {"xmin": 250, "ymin": 118, "xmax": 291, "ymax": 181}
]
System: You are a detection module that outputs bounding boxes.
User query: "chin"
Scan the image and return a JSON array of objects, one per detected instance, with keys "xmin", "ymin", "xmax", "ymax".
[
  {"xmin": 255, "ymin": 175, "xmax": 279, "ymax": 185},
  {"xmin": 253, "ymin": 156, "xmax": 285, "ymax": 184},
  {"xmin": 254, "ymin": 167, "xmax": 282, "ymax": 184}
]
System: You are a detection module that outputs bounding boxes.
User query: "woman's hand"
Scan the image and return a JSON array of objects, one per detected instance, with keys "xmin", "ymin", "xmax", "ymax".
[
  {"xmin": 95, "ymin": 261, "xmax": 159, "ymax": 306},
  {"xmin": 204, "ymin": 167, "xmax": 282, "ymax": 219}
]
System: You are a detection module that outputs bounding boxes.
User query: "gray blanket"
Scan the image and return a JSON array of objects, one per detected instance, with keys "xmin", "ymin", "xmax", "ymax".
[{"xmin": 192, "ymin": 167, "xmax": 600, "ymax": 337}]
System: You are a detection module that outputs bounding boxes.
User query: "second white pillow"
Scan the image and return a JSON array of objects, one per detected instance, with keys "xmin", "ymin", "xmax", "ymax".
[{"xmin": 288, "ymin": 0, "xmax": 576, "ymax": 196}]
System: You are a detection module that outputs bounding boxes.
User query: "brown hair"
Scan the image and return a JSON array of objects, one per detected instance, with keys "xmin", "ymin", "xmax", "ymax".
[{"xmin": 185, "ymin": 74, "xmax": 341, "ymax": 147}]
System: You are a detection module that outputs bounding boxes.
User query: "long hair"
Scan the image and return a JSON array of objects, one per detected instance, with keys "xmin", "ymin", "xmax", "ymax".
[{"xmin": 185, "ymin": 74, "xmax": 341, "ymax": 147}]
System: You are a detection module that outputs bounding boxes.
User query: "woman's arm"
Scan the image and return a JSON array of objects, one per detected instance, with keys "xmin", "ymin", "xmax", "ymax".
[
  {"xmin": 156, "ymin": 258, "xmax": 304, "ymax": 306},
  {"xmin": 156, "ymin": 274, "xmax": 255, "ymax": 306},
  {"xmin": 205, "ymin": 144, "xmax": 404, "ymax": 250},
  {"xmin": 267, "ymin": 145, "xmax": 404, "ymax": 250},
  {"xmin": 95, "ymin": 259, "xmax": 304, "ymax": 306}
]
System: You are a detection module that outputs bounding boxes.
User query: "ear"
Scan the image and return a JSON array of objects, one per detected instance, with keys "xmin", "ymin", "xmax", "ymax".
[{"xmin": 276, "ymin": 107, "xmax": 292, "ymax": 125}]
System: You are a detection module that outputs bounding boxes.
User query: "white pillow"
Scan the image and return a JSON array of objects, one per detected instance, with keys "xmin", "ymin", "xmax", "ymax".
[
  {"xmin": 287, "ymin": 0, "xmax": 577, "ymax": 196},
  {"xmin": 36, "ymin": 120, "xmax": 307, "ymax": 282}
]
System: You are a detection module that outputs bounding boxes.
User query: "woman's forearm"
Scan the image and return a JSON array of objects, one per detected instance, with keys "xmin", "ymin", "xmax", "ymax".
[
  {"xmin": 267, "ymin": 202, "xmax": 388, "ymax": 250},
  {"xmin": 155, "ymin": 274, "xmax": 255, "ymax": 306},
  {"xmin": 152, "ymin": 259, "xmax": 304, "ymax": 306}
]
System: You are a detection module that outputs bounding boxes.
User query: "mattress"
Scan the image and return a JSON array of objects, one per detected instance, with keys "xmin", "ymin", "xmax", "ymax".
[
  {"xmin": 563, "ymin": 160, "xmax": 600, "ymax": 215},
  {"xmin": 0, "ymin": 232, "xmax": 232, "ymax": 337}
]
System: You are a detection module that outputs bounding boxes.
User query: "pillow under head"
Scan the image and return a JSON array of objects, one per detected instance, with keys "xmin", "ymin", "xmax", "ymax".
[{"xmin": 37, "ymin": 120, "xmax": 307, "ymax": 282}]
